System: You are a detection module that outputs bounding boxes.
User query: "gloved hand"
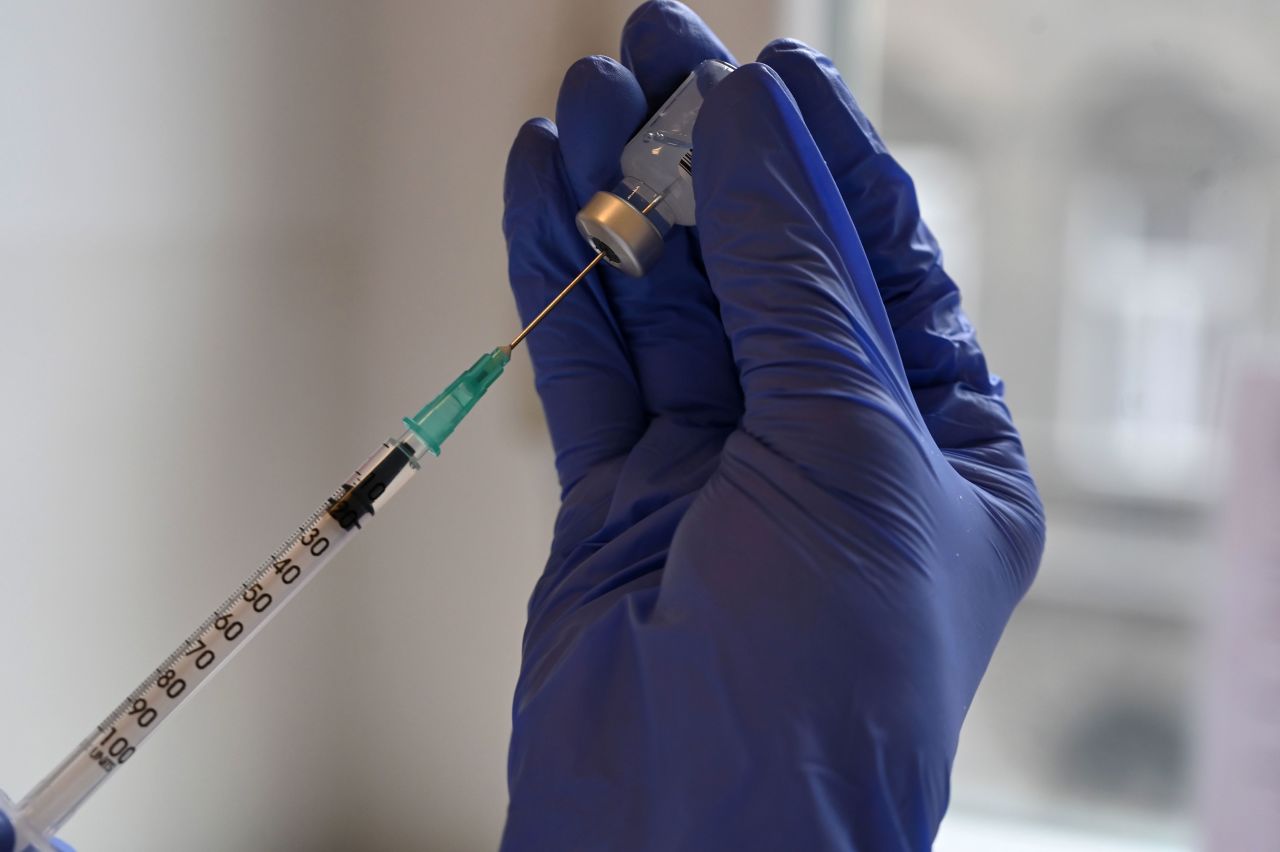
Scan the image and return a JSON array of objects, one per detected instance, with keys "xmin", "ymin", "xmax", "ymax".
[
  {"xmin": 500, "ymin": 2, "xmax": 1045, "ymax": 849},
  {"xmin": 0, "ymin": 806, "xmax": 73, "ymax": 852}
]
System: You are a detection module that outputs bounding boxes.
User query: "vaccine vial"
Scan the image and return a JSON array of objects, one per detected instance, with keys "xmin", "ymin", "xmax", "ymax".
[{"xmin": 575, "ymin": 58, "xmax": 735, "ymax": 277}]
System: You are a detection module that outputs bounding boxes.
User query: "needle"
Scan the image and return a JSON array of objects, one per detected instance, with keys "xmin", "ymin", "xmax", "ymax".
[
  {"xmin": 507, "ymin": 250, "xmax": 606, "ymax": 353},
  {"xmin": 506, "ymin": 193, "xmax": 663, "ymax": 354}
]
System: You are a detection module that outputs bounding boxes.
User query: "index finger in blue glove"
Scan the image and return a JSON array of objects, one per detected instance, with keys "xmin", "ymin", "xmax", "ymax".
[{"xmin": 503, "ymin": 119, "xmax": 647, "ymax": 495}]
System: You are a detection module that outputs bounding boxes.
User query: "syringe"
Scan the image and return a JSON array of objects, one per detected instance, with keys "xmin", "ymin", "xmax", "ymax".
[
  {"xmin": 0, "ymin": 344, "xmax": 513, "ymax": 850},
  {"xmin": 0, "ymin": 239, "xmax": 604, "ymax": 850}
]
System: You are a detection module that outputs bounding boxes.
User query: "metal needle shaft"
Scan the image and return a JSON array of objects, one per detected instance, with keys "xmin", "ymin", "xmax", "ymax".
[
  {"xmin": 507, "ymin": 250, "xmax": 606, "ymax": 351},
  {"xmin": 506, "ymin": 194, "xmax": 662, "ymax": 354}
]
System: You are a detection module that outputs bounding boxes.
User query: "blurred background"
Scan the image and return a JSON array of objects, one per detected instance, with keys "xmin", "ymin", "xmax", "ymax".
[{"xmin": 1, "ymin": 1, "xmax": 1276, "ymax": 850}]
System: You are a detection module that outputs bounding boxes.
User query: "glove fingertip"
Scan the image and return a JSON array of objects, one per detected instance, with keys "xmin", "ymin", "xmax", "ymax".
[
  {"xmin": 756, "ymin": 39, "xmax": 837, "ymax": 98},
  {"xmin": 756, "ymin": 37, "xmax": 836, "ymax": 95},
  {"xmin": 502, "ymin": 117, "xmax": 567, "ymax": 240},
  {"xmin": 503, "ymin": 117, "xmax": 558, "ymax": 190},
  {"xmin": 756, "ymin": 39, "xmax": 888, "ymax": 165},
  {"xmin": 756, "ymin": 36, "xmax": 814, "ymax": 61},
  {"xmin": 555, "ymin": 55, "xmax": 647, "ymax": 203},
  {"xmin": 621, "ymin": 0, "xmax": 735, "ymax": 109},
  {"xmin": 504, "ymin": 117, "xmax": 558, "ymax": 187},
  {"xmin": 694, "ymin": 62, "xmax": 807, "ymax": 170}
]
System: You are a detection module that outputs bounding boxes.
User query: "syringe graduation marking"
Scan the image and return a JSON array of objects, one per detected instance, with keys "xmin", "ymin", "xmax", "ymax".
[
  {"xmin": 15, "ymin": 439, "xmax": 418, "ymax": 837},
  {"xmin": 91, "ymin": 481, "xmax": 350, "ymax": 752}
]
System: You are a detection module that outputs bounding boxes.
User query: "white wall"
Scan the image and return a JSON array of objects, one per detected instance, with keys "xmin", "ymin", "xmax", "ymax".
[{"xmin": 0, "ymin": 3, "xmax": 779, "ymax": 850}]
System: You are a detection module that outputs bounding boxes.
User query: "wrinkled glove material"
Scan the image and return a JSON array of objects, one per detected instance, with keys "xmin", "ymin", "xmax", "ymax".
[{"xmin": 499, "ymin": 3, "xmax": 1045, "ymax": 850}]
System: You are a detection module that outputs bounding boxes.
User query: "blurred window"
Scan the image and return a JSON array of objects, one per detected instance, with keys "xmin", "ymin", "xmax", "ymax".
[{"xmin": 1056, "ymin": 88, "xmax": 1268, "ymax": 499}]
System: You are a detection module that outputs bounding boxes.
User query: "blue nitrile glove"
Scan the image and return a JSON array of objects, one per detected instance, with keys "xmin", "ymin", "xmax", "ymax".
[
  {"xmin": 0, "ymin": 808, "xmax": 73, "ymax": 852},
  {"xmin": 500, "ymin": 2, "xmax": 1045, "ymax": 849}
]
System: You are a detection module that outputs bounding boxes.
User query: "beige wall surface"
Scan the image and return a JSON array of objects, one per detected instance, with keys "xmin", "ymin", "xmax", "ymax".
[{"xmin": 0, "ymin": 3, "xmax": 781, "ymax": 850}]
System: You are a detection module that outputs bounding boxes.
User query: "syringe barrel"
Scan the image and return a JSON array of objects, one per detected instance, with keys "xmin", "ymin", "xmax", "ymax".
[
  {"xmin": 1, "ymin": 790, "xmax": 59, "ymax": 852},
  {"xmin": 13, "ymin": 437, "xmax": 424, "ymax": 840},
  {"xmin": 575, "ymin": 58, "xmax": 735, "ymax": 277}
]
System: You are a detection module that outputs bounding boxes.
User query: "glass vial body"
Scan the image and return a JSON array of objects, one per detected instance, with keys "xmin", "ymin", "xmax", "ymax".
[{"xmin": 575, "ymin": 59, "xmax": 735, "ymax": 277}]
